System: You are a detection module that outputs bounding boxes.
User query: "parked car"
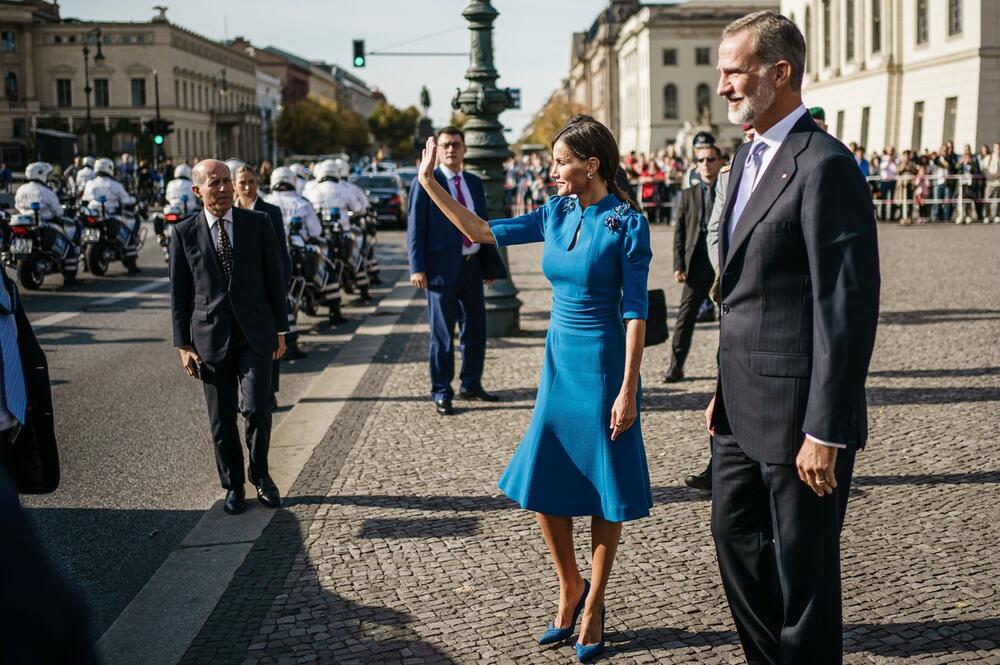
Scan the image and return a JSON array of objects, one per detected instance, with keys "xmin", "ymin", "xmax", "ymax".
[
  {"xmin": 350, "ymin": 174, "xmax": 408, "ymax": 229},
  {"xmin": 396, "ymin": 167, "xmax": 418, "ymax": 192}
]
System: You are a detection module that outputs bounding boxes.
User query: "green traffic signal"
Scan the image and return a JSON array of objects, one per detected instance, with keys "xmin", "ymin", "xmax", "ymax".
[
  {"xmin": 354, "ymin": 55, "xmax": 365, "ymax": 67},
  {"xmin": 154, "ymin": 135, "xmax": 164, "ymax": 145},
  {"xmin": 353, "ymin": 39, "xmax": 365, "ymax": 68}
]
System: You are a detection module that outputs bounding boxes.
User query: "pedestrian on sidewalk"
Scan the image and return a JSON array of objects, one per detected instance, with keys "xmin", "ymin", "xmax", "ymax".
[
  {"xmin": 406, "ymin": 126, "xmax": 508, "ymax": 416},
  {"xmin": 666, "ymin": 138, "xmax": 723, "ymax": 384},
  {"xmin": 415, "ymin": 115, "xmax": 652, "ymax": 662},
  {"xmin": 169, "ymin": 159, "xmax": 289, "ymax": 515}
]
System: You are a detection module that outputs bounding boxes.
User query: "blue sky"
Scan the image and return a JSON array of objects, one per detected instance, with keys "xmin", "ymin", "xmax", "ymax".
[{"xmin": 59, "ymin": 0, "xmax": 610, "ymax": 135}]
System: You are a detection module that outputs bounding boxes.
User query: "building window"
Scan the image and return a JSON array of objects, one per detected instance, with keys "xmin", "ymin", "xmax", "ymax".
[
  {"xmin": 836, "ymin": 110, "xmax": 845, "ymax": 140},
  {"xmin": 860, "ymin": 106, "xmax": 870, "ymax": 148},
  {"xmin": 662, "ymin": 49, "xmax": 677, "ymax": 66},
  {"xmin": 805, "ymin": 7, "xmax": 813, "ymax": 73},
  {"xmin": 872, "ymin": 0, "xmax": 882, "ymax": 53},
  {"xmin": 182, "ymin": 81, "xmax": 188, "ymax": 109},
  {"xmin": 911, "ymin": 101, "xmax": 924, "ymax": 151},
  {"xmin": 942, "ymin": 97, "xmax": 958, "ymax": 144},
  {"xmin": 948, "ymin": 0, "xmax": 962, "ymax": 35},
  {"xmin": 94, "ymin": 78, "xmax": 109, "ymax": 107},
  {"xmin": 137, "ymin": 34, "xmax": 146, "ymax": 44},
  {"xmin": 56, "ymin": 78, "xmax": 73, "ymax": 107},
  {"xmin": 663, "ymin": 84, "xmax": 678, "ymax": 120},
  {"xmin": 54, "ymin": 35, "xmax": 63, "ymax": 44},
  {"xmin": 1, "ymin": 31, "xmax": 15, "ymax": 52},
  {"xmin": 695, "ymin": 47, "xmax": 711, "ymax": 66},
  {"xmin": 696, "ymin": 83, "xmax": 712, "ymax": 120},
  {"xmin": 822, "ymin": 0, "xmax": 831, "ymax": 68},
  {"xmin": 131, "ymin": 77, "xmax": 147, "ymax": 107},
  {"xmin": 845, "ymin": 0, "xmax": 855, "ymax": 61},
  {"xmin": 4, "ymin": 72, "xmax": 17, "ymax": 101},
  {"xmin": 916, "ymin": 0, "xmax": 929, "ymax": 45},
  {"xmin": 121, "ymin": 35, "xmax": 131, "ymax": 44}
]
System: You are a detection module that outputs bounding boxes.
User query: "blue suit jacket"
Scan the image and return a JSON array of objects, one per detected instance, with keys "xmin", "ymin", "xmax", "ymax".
[{"xmin": 406, "ymin": 168, "xmax": 507, "ymax": 286}]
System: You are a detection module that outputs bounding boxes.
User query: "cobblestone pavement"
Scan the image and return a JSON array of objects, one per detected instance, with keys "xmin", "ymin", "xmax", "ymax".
[{"xmin": 180, "ymin": 224, "xmax": 1000, "ymax": 664}]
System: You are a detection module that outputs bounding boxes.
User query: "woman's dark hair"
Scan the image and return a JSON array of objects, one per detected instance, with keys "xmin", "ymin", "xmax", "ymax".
[{"xmin": 552, "ymin": 115, "xmax": 640, "ymax": 211}]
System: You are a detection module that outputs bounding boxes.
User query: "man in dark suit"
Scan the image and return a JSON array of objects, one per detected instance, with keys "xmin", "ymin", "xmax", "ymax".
[
  {"xmin": 0, "ymin": 267, "xmax": 58, "ymax": 496},
  {"xmin": 707, "ymin": 13, "xmax": 880, "ymax": 664},
  {"xmin": 170, "ymin": 159, "xmax": 289, "ymax": 515},
  {"xmin": 407, "ymin": 126, "xmax": 507, "ymax": 415},
  {"xmin": 667, "ymin": 137, "xmax": 723, "ymax": 384}
]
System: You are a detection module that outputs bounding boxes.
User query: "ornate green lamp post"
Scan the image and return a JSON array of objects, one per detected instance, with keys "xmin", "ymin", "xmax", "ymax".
[{"xmin": 452, "ymin": 0, "xmax": 521, "ymax": 336}]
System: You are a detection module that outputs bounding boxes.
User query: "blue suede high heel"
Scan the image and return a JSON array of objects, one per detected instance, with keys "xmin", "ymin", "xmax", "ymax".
[
  {"xmin": 575, "ymin": 607, "xmax": 606, "ymax": 662},
  {"xmin": 538, "ymin": 579, "xmax": 590, "ymax": 645}
]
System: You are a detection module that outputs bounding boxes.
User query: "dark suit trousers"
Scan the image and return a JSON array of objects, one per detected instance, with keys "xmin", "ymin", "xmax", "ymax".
[
  {"xmin": 200, "ymin": 322, "xmax": 274, "ymax": 490},
  {"xmin": 669, "ymin": 253, "xmax": 714, "ymax": 373},
  {"xmin": 711, "ymin": 431, "xmax": 855, "ymax": 665},
  {"xmin": 426, "ymin": 253, "xmax": 486, "ymax": 400}
]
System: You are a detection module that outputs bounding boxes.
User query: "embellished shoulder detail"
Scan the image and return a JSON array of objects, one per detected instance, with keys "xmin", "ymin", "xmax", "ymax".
[{"xmin": 556, "ymin": 195, "xmax": 579, "ymax": 214}]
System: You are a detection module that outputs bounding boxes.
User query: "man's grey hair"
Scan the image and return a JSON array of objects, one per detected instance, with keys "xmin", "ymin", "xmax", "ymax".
[
  {"xmin": 191, "ymin": 159, "xmax": 227, "ymax": 187},
  {"xmin": 723, "ymin": 11, "xmax": 806, "ymax": 91}
]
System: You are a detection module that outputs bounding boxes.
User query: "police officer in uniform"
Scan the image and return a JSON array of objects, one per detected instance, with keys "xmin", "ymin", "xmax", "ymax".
[
  {"xmin": 266, "ymin": 167, "xmax": 347, "ymax": 326},
  {"xmin": 305, "ymin": 160, "xmax": 371, "ymax": 304},
  {"xmin": 14, "ymin": 162, "xmax": 80, "ymax": 284},
  {"xmin": 82, "ymin": 158, "xmax": 141, "ymax": 274},
  {"xmin": 74, "ymin": 156, "xmax": 97, "ymax": 199}
]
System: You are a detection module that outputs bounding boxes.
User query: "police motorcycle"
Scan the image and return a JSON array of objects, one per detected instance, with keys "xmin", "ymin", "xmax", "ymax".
[
  {"xmin": 5, "ymin": 202, "xmax": 81, "ymax": 290},
  {"xmin": 286, "ymin": 216, "xmax": 337, "ymax": 318},
  {"xmin": 5, "ymin": 161, "xmax": 82, "ymax": 289},
  {"xmin": 154, "ymin": 164, "xmax": 201, "ymax": 263},
  {"xmin": 80, "ymin": 158, "xmax": 146, "ymax": 275}
]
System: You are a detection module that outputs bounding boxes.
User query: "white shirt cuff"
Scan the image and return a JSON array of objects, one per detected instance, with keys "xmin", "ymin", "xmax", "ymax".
[{"xmin": 806, "ymin": 434, "xmax": 846, "ymax": 449}]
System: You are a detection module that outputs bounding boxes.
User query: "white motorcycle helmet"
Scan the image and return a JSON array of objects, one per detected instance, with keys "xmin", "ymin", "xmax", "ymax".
[
  {"xmin": 94, "ymin": 157, "xmax": 115, "ymax": 177},
  {"xmin": 225, "ymin": 159, "xmax": 246, "ymax": 178},
  {"xmin": 289, "ymin": 163, "xmax": 308, "ymax": 181},
  {"xmin": 25, "ymin": 161, "xmax": 54, "ymax": 182},
  {"xmin": 314, "ymin": 159, "xmax": 339, "ymax": 181},
  {"xmin": 270, "ymin": 166, "xmax": 297, "ymax": 190},
  {"xmin": 83, "ymin": 156, "xmax": 96, "ymax": 168},
  {"xmin": 332, "ymin": 158, "xmax": 350, "ymax": 179},
  {"xmin": 174, "ymin": 164, "xmax": 193, "ymax": 180}
]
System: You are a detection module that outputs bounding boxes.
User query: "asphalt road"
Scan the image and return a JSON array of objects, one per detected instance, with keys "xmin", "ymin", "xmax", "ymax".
[{"xmin": 17, "ymin": 223, "xmax": 409, "ymax": 641}]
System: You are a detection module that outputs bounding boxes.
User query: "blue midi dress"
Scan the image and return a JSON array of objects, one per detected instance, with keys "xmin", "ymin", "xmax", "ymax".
[{"xmin": 491, "ymin": 193, "xmax": 653, "ymax": 523}]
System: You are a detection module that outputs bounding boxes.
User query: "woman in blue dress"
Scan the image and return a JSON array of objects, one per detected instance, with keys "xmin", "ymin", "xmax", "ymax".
[{"xmin": 415, "ymin": 116, "xmax": 652, "ymax": 662}]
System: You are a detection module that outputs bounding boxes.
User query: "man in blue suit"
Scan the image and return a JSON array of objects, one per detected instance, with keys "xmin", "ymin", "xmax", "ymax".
[{"xmin": 407, "ymin": 127, "xmax": 507, "ymax": 415}]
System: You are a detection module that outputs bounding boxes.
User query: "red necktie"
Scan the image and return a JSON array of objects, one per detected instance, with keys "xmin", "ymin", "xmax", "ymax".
[{"xmin": 452, "ymin": 174, "xmax": 472, "ymax": 248}]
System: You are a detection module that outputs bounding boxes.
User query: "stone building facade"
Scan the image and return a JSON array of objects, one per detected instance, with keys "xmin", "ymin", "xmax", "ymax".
[
  {"xmin": 0, "ymin": 2, "xmax": 261, "ymax": 165},
  {"xmin": 782, "ymin": 0, "xmax": 1000, "ymax": 151}
]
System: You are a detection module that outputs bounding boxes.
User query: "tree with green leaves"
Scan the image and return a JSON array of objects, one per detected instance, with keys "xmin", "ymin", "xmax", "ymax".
[{"xmin": 368, "ymin": 100, "xmax": 420, "ymax": 159}]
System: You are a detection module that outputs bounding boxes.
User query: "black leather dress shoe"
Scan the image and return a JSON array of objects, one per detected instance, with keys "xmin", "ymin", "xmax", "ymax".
[
  {"xmin": 435, "ymin": 398, "xmax": 454, "ymax": 415},
  {"xmin": 663, "ymin": 369, "xmax": 684, "ymax": 383},
  {"xmin": 224, "ymin": 489, "xmax": 246, "ymax": 515},
  {"xmin": 458, "ymin": 387, "xmax": 500, "ymax": 402},
  {"xmin": 684, "ymin": 470, "xmax": 712, "ymax": 492},
  {"xmin": 284, "ymin": 346, "xmax": 308, "ymax": 361},
  {"xmin": 254, "ymin": 476, "xmax": 281, "ymax": 508}
]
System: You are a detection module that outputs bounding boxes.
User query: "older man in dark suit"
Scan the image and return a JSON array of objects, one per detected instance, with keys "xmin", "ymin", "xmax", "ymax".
[
  {"xmin": 407, "ymin": 126, "xmax": 507, "ymax": 416},
  {"xmin": 170, "ymin": 159, "xmax": 288, "ymax": 515},
  {"xmin": 707, "ymin": 13, "xmax": 880, "ymax": 664}
]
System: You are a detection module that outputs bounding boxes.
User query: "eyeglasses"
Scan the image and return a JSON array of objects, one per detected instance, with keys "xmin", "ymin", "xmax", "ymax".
[
  {"xmin": 695, "ymin": 157, "xmax": 719, "ymax": 163},
  {"xmin": 438, "ymin": 141, "xmax": 464, "ymax": 149}
]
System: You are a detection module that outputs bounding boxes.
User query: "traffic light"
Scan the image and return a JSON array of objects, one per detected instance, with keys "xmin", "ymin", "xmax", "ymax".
[
  {"xmin": 143, "ymin": 118, "xmax": 174, "ymax": 146},
  {"xmin": 353, "ymin": 40, "xmax": 365, "ymax": 67}
]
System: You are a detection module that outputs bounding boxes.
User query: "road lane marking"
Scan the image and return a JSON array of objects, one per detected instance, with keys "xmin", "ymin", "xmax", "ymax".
[{"xmin": 32, "ymin": 278, "xmax": 170, "ymax": 329}]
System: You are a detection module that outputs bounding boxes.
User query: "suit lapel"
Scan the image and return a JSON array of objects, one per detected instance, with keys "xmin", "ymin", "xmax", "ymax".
[
  {"xmin": 723, "ymin": 115, "xmax": 815, "ymax": 272},
  {"xmin": 194, "ymin": 211, "xmax": 227, "ymax": 284}
]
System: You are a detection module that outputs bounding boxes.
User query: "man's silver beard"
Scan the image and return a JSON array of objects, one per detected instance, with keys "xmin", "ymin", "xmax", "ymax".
[{"xmin": 727, "ymin": 80, "xmax": 775, "ymax": 125}]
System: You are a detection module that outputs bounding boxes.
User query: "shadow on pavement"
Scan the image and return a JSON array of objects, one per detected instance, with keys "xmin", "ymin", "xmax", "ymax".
[
  {"xmin": 854, "ymin": 471, "xmax": 1000, "ymax": 486},
  {"xmin": 867, "ymin": 386, "xmax": 1000, "ymax": 405},
  {"xmin": 869, "ymin": 366, "xmax": 1000, "ymax": 379},
  {"xmin": 879, "ymin": 308, "xmax": 1000, "ymax": 326}
]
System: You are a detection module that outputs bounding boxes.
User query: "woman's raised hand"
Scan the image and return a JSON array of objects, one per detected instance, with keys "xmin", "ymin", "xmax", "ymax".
[{"xmin": 418, "ymin": 136, "xmax": 438, "ymax": 183}]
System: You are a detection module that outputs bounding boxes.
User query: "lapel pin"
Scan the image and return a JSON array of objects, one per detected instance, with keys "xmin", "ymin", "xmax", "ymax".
[{"xmin": 781, "ymin": 173, "xmax": 788, "ymax": 179}]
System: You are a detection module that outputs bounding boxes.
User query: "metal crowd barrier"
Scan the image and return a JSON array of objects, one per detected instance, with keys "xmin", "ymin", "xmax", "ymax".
[{"xmin": 866, "ymin": 173, "xmax": 1000, "ymax": 223}]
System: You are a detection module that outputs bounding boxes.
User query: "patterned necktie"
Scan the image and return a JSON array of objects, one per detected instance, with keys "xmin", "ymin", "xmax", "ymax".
[
  {"xmin": 729, "ymin": 141, "xmax": 769, "ymax": 242},
  {"xmin": 0, "ymin": 280, "xmax": 27, "ymax": 425},
  {"xmin": 216, "ymin": 219, "xmax": 233, "ymax": 280},
  {"xmin": 452, "ymin": 174, "xmax": 473, "ymax": 248}
]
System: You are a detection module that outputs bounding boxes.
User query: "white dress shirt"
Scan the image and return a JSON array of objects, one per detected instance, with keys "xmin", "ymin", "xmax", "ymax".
[
  {"xmin": 438, "ymin": 164, "xmax": 480, "ymax": 256},
  {"xmin": 204, "ymin": 206, "xmax": 235, "ymax": 249},
  {"xmin": 728, "ymin": 104, "xmax": 843, "ymax": 450}
]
